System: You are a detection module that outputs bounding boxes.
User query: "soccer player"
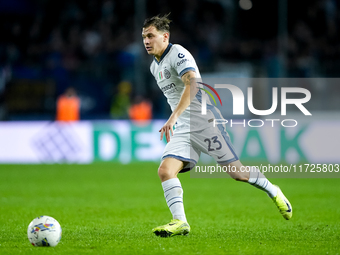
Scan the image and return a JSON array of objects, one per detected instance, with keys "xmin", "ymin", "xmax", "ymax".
[{"xmin": 142, "ymin": 14, "xmax": 292, "ymax": 237}]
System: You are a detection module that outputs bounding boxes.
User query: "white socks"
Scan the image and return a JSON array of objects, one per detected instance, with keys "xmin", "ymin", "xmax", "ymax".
[
  {"xmin": 162, "ymin": 178, "xmax": 187, "ymax": 222},
  {"xmin": 248, "ymin": 167, "xmax": 277, "ymax": 198}
]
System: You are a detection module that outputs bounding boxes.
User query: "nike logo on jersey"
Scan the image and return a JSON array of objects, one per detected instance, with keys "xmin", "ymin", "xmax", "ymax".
[{"xmin": 217, "ymin": 154, "xmax": 227, "ymax": 159}]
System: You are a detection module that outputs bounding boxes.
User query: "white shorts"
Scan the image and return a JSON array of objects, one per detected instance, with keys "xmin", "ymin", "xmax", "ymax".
[{"xmin": 162, "ymin": 124, "xmax": 239, "ymax": 173}]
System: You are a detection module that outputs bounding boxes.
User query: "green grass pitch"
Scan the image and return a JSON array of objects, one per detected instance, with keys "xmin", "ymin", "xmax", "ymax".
[{"xmin": 0, "ymin": 163, "xmax": 339, "ymax": 254}]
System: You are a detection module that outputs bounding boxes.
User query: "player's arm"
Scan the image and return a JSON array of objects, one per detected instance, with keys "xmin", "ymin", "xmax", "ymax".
[{"xmin": 159, "ymin": 70, "xmax": 199, "ymax": 142}]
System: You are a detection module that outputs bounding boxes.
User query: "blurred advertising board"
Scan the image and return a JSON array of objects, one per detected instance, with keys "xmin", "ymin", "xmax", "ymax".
[{"xmin": 0, "ymin": 120, "xmax": 339, "ymax": 164}]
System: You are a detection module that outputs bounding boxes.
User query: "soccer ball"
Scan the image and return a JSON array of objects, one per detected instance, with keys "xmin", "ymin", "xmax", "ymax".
[{"xmin": 27, "ymin": 215, "xmax": 62, "ymax": 247}]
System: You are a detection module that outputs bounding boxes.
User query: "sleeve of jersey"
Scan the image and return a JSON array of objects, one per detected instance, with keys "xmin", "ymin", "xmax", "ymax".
[{"xmin": 171, "ymin": 47, "xmax": 197, "ymax": 77}]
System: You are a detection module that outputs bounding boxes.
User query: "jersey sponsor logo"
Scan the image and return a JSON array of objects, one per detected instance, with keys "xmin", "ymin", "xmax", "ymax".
[
  {"xmin": 177, "ymin": 58, "xmax": 189, "ymax": 66},
  {"xmin": 178, "ymin": 53, "xmax": 185, "ymax": 58},
  {"xmin": 161, "ymin": 83, "xmax": 177, "ymax": 93},
  {"xmin": 164, "ymin": 69, "xmax": 171, "ymax": 79}
]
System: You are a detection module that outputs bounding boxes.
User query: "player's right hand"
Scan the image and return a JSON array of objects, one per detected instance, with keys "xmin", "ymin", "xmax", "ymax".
[{"xmin": 159, "ymin": 119, "xmax": 175, "ymax": 142}]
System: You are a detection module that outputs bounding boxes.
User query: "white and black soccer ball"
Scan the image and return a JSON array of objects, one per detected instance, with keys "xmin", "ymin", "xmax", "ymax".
[{"xmin": 27, "ymin": 215, "xmax": 62, "ymax": 247}]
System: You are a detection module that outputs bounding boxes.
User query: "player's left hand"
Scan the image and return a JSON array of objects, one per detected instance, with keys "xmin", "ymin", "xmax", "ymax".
[{"xmin": 159, "ymin": 118, "xmax": 176, "ymax": 142}]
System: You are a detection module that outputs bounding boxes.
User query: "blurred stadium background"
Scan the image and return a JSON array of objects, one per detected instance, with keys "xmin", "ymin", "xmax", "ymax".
[{"xmin": 0, "ymin": 0, "xmax": 339, "ymax": 164}]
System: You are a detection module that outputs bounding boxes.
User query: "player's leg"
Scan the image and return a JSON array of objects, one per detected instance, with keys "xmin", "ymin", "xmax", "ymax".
[
  {"xmin": 158, "ymin": 157, "xmax": 183, "ymax": 181},
  {"xmin": 153, "ymin": 157, "xmax": 190, "ymax": 237},
  {"xmin": 152, "ymin": 132, "xmax": 200, "ymax": 237},
  {"xmin": 222, "ymin": 160, "xmax": 277, "ymax": 196},
  {"xmin": 197, "ymin": 124, "xmax": 292, "ymax": 220},
  {"xmin": 158, "ymin": 157, "xmax": 187, "ymax": 222},
  {"xmin": 222, "ymin": 160, "xmax": 292, "ymax": 220}
]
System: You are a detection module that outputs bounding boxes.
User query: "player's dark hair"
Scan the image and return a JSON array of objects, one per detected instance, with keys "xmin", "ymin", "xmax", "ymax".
[{"xmin": 143, "ymin": 13, "xmax": 171, "ymax": 33}]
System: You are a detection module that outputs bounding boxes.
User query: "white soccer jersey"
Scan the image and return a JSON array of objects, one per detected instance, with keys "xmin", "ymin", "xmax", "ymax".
[{"xmin": 150, "ymin": 43, "xmax": 217, "ymax": 133}]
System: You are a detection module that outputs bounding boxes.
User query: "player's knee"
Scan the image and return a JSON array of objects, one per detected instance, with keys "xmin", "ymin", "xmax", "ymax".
[{"xmin": 158, "ymin": 165, "xmax": 176, "ymax": 182}]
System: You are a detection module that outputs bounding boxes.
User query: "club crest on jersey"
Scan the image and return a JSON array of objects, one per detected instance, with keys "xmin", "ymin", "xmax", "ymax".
[
  {"xmin": 164, "ymin": 69, "xmax": 171, "ymax": 79},
  {"xmin": 159, "ymin": 69, "xmax": 171, "ymax": 80}
]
